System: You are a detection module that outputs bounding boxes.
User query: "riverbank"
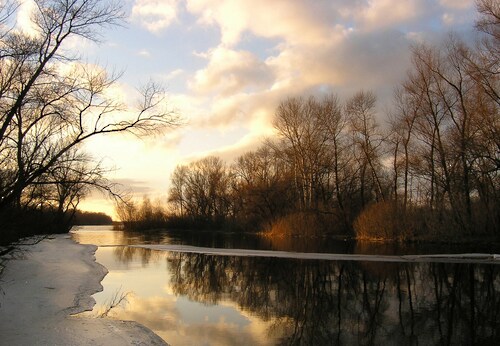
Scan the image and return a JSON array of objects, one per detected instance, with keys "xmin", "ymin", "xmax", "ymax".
[{"xmin": 0, "ymin": 234, "xmax": 167, "ymax": 345}]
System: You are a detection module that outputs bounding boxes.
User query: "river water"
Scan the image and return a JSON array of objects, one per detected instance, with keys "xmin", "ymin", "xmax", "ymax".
[{"xmin": 72, "ymin": 225, "xmax": 500, "ymax": 345}]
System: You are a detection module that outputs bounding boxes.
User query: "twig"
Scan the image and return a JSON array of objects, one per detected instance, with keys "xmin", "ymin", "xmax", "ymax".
[{"xmin": 97, "ymin": 289, "xmax": 131, "ymax": 318}]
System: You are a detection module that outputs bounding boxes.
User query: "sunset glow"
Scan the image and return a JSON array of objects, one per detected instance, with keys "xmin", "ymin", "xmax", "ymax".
[{"xmin": 58, "ymin": 0, "xmax": 479, "ymax": 218}]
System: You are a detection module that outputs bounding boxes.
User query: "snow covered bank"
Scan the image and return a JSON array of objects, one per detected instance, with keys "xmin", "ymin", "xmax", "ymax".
[{"xmin": 0, "ymin": 234, "xmax": 167, "ymax": 345}]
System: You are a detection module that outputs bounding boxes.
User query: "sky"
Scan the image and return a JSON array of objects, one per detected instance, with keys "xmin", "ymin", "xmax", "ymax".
[{"xmin": 18, "ymin": 0, "xmax": 479, "ymax": 218}]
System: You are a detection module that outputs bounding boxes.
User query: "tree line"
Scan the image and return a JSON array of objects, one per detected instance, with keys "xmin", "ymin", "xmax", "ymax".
[
  {"xmin": 0, "ymin": 0, "xmax": 178, "ymax": 245},
  {"xmin": 123, "ymin": 0, "xmax": 498, "ymax": 240}
]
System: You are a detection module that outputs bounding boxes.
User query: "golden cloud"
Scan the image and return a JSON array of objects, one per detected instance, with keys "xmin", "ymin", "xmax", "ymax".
[{"xmin": 131, "ymin": 0, "xmax": 180, "ymax": 33}]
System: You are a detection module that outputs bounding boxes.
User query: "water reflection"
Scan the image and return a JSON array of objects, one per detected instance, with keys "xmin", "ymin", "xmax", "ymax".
[
  {"xmin": 71, "ymin": 225, "xmax": 174, "ymax": 246},
  {"xmin": 168, "ymin": 252, "xmax": 500, "ymax": 345},
  {"xmin": 86, "ymin": 243, "xmax": 500, "ymax": 346},
  {"xmin": 72, "ymin": 226, "xmax": 500, "ymax": 255}
]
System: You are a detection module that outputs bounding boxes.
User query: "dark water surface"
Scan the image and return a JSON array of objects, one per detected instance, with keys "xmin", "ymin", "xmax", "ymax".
[{"xmin": 72, "ymin": 226, "xmax": 500, "ymax": 345}]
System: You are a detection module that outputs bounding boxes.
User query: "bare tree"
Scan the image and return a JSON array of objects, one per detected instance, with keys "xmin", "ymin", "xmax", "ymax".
[
  {"xmin": 231, "ymin": 144, "xmax": 294, "ymax": 229},
  {"xmin": 390, "ymin": 86, "xmax": 420, "ymax": 211},
  {"xmin": 392, "ymin": 30, "xmax": 499, "ymax": 234},
  {"xmin": 476, "ymin": 0, "xmax": 500, "ymax": 42},
  {"xmin": 169, "ymin": 156, "xmax": 232, "ymax": 224},
  {"xmin": 273, "ymin": 96, "xmax": 333, "ymax": 210},
  {"xmin": 316, "ymin": 94, "xmax": 353, "ymax": 228},
  {"xmin": 168, "ymin": 165, "xmax": 189, "ymax": 217},
  {"xmin": 0, "ymin": 0, "xmax": 180, "ymax": 239},
  {"xmin": 346, "ymin": 91, "xmax": 386, "ymax": 206}
]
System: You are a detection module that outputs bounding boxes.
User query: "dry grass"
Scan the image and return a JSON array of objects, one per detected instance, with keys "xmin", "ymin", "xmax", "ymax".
[
  {"xmin": 353, "ymin": 201, "xmax": 408, "ymax": 241},
  {"xmin": 264, "ymin": 212, "xmax": 326, "ymax": 238}
]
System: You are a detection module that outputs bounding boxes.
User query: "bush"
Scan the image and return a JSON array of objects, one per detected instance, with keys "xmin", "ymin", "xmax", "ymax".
[
  {"xmin": 353, "ymin": 201, "xmax": 408, "ymax": 241},
  {"xmin": 265, "ymin": 212, "xmax": 326, "ymax": 238}
]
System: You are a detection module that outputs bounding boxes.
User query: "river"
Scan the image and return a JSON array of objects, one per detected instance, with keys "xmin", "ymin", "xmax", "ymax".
[{"xmin": 72, "ymin": 225, "xmax": 500, "ymax": 345}]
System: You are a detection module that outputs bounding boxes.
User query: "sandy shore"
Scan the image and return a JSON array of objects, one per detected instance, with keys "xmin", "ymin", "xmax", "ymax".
[{"xmin": 0, "ymin": 234, "xmax": 167, "ymax": 346}]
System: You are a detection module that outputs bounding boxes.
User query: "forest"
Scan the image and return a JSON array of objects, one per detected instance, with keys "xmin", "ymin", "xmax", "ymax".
[
  {"xmin": 0, "ymin": 0, "xmax": 498, "ymax": 245},
  {"xmin": 120, "ymin": 0, "xmax": 499, "ymax": 241}
]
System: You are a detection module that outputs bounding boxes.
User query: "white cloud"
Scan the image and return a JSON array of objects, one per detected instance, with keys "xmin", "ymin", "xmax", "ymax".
[
  {"xmin": 15, "ymin": 0, "xmax": 38, "ymax": 36},
  {"xmin": 137, "ymin": 49, "xmax": 152, "ymax": 57},
  {"xmin": 131, "ymin": 0, "xmax": 180, "ymax": 33},
  {"xmin": 186, "ymin": 0, "xmax": 343, "ymax": 46},
  {"xmin": 14, "ymin": 0, "xmax": 102, "ymax": 56},
  {"xmin": 186, "ymin": 130, "xmax": 269, "ymax": 164},
  {"xmin": 189, "ymin": 46, "xmax": 275, "ymax": 96},
  {"xmin": 355, "ymin": 0, "xmax": 425, "ymax": 31},
  {"xmin": 164, "ymin": 69, "xmax": 184, "ymax": 80},
  {"xmin": 182, "ymin": 3, "xmax": 414, "ymax": 144},
  {"xmin": 135, "ymin": 0, "xmax": 474, "ymax": 156},
  {"xmin": 182, "ymin": 0, "xmax": 425, "ymax": 114}
]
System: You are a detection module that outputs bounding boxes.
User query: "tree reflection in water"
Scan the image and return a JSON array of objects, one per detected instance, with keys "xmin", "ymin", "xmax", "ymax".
[
  {"xmin": 72, "ymin": 228, "xmax": 500, "ymax": 344},
  {"xmin": 163, "ymin": 252, "xmax": 500, "ymax": 345}
]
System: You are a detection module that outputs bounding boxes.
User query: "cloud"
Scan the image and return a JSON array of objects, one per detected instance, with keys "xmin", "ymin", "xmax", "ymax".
[
  {"xmin": 131, "ymin": 0, "xmax": 180, "ymax": 33},
  {"xmin": 111, "ymin": 178, "xmax": 152, "ymax": 194},
  {"xmin": 439, "ymin": 0, "xmax": 475, "ymax": 27},
  {"xmin": 189, "ymin": 46, "xmax": 275, "ymax": 96},
  {"xmin": 168, "ymin": 0, "xmax": 474, "ymax": 160},
  {"xmin": 15, "ymin": 0, "xmax": 38, "ymax": 36},
  {"xmin": 183, "ymin": 80, "xmax": 283, "ymax": 132},
  {"xmin": 111, "ymin": 294, "xmax": 266, "ymax": 346},
  {"xmin": 158, "ymin": 130, "xmax": 184, "ymax": 149},
  {"xmin": 137, "ymin": 49, "xmax": 152, "ymax": 57},
  {"xmin": 81, "ymin": 0, "xmax": 478, "ymax": 215},
  {"xmin": 189, "ymin": 129, "xmax": 273, "ymax": 164},
  {"xmin": 261, "ymin": 29, "xmax": 410, "ymax": 99},
  {"xmin": 355, "ymin": 0, "xmax": 425, "ymax": 31},
  {"xmin": 164, "ymin": 68, "xmax": 184, "ymax": 80},
  {"xmin": 183, "ymin": 28, "xmax": 412, "ymax": 146},
  {"xmin": 117, "ymin": 295, "xmax": 181, "ymax": 331},
  {"xmin": 186, "ymin": 0, "xmax": 344, "ymax": 46},
  {"xmin": 184, "ymin": 0, "xmax": 420, "ymax": 112}
]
